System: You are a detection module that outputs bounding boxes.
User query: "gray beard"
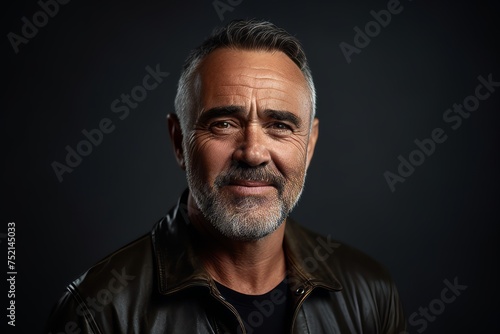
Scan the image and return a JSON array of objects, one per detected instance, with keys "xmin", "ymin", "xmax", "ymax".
[
  {"xmin": 186, "ymin": 164, "xmax": 304, "ymax": 241},
  {"xmin": 196, "ymin": 189, "xmax": 288, "ymax": 241}
]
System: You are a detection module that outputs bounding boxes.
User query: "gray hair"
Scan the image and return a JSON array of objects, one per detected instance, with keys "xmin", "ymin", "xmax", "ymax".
[{"xmin": 174, "ymin": 19, "xmax": 316, "ymax": 134}]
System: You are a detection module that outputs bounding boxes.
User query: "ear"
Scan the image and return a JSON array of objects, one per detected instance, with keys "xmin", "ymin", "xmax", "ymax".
[
  {"xmin": 305, "ymin": 117, "xmax": 319, "ymax": 169},
  {"xmin": 167, "ymin": 113, "xmax": 186, "ymax": 170}
]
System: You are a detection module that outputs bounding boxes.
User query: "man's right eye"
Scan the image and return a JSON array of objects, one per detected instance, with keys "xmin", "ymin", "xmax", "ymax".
[
  {"xmin": 212, "ymin": 121, "xmax": 231, "ymax": 128},
  {"xmin": 209, "ymin": 121, "xmax": 239, "ymax": 134}
]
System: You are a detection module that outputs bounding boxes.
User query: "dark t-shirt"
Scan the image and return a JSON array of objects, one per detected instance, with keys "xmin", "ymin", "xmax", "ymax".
[{"xmin": 215, "ymin": 279, "xmax": 290, "ymax": 334}]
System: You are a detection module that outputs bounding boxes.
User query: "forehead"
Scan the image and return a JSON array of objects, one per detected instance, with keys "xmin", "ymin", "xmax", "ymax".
[{"xmin": 196, "ymin": 48, "xmax": 311, "ymax": 116}]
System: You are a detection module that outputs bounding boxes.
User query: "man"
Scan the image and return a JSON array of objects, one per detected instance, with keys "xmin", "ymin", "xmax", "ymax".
[{"xmin": 45, "ymin": 19, "xmax": 406, "ymax": 333}]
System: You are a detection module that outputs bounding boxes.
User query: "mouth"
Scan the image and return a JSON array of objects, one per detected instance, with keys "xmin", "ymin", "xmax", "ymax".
[
  {"xmin": 230, "ymin": 179, "xmax": 273, "ymax": 187},
  {"xmin": 225, "ymin": 179, "xmax": 276, "ymax": 195}
]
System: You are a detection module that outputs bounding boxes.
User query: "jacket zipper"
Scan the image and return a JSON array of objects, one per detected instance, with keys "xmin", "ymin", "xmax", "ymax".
[
  {"xmin": 211, "ymin": 292, "xmax": 247, "ymax": 334},
  {"xmin": 289, "ymin": 283, "xmax": 339, "ymax": 333},
  {"xmin": 165, "ymin": 281, "xmax": 247, "ymax": 334}
]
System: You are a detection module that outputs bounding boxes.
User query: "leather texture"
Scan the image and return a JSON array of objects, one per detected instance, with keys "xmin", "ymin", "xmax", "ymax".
[{"xmin": 45, "ymin": 190, "xmax": 406, "ymax": 333}]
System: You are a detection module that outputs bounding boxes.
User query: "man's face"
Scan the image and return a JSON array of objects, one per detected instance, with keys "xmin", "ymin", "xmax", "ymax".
[{"xmin": 181, "ymin": 48, "xmax": 319, "ymax": 241}]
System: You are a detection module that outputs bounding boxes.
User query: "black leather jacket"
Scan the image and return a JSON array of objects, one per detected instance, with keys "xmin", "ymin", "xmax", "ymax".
[{"xmin": 45, "ymin": 191, "xmax": 406, "ymax": 333}]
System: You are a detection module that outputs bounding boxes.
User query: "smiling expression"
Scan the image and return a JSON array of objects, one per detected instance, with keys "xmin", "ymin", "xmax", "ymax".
[{"xmin": 178, "ymin": 48, "xmax": 319, "ymax": 241}]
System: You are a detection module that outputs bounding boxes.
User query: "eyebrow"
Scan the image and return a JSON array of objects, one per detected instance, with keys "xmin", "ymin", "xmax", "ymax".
[
  {"xmin": 197, "ymin": 106, "xmax": 245, "ymax": 125},
  {"xmin": 198, "ymin": 106, "xmax": 302, "ymax": 128},
  {"xmin": 263, "ymin": 109, "xmax": 302, "ymax": 128}
]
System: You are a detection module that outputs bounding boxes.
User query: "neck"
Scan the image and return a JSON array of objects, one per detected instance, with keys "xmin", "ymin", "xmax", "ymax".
[{"xmin": 187, "ymin": 193, "xmax": 287, "ymax": 295}]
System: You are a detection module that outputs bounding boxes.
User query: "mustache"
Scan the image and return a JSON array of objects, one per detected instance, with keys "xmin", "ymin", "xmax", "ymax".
[{"xmin": 215, "ymin": 164, "xmax": 285, "ymax": 193}]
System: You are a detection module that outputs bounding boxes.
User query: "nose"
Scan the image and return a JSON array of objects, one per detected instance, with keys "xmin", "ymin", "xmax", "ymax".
[{"xmin": 232, "ymin": 124, "xmax": 271, "ymax": 167}]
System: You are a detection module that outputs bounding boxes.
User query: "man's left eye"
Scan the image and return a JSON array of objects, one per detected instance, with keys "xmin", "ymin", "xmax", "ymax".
[
  {"xmin": 215, "ymin": 122, "xmax": 230, "ymax": 128},
  {"xmin": 270, "ymin": 123, "xmax": 292, "ymax": 131},
  {"xmin": 211, "ymin": 121, "xmax": 232, "ymax": 129}
]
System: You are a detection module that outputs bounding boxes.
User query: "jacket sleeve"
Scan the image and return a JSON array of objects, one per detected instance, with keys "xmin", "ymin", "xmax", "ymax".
[
  {"xmin": 380, "ymin": 277, "xmax": 407, "ymax": 334},
  {"xmin": 44, "ymin": 285, "xmax": 102, "ymax": 334}
]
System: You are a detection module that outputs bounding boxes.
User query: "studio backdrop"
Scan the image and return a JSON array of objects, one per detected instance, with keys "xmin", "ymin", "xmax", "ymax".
[{"xmin": 2, "ymin": 0, "xmax": 499, "ymax": 333}]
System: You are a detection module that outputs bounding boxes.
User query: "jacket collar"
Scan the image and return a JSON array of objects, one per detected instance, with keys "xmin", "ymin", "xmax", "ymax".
[{"xmin": 152, "ymin": 190, "xmax": 343, "ymax": 295}]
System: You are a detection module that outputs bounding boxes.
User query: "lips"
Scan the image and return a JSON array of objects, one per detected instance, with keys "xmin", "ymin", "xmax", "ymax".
[
  {"xmin": 229, "ymin": 179, "xmax": 273, "ymax": 187},
  {"xmin": 226, "ymin": 179, "xmax": 275, "ymax": 196}
]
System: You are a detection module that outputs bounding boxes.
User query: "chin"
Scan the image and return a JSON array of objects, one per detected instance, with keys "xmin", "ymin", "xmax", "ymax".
[{"xmin": 211, "ymin": 207, "xmax": 286, "ymax": 242}]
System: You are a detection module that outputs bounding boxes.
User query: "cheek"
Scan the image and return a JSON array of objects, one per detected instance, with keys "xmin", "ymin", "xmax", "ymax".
[
  {"xmin": 187, "ymin": 135, "xmax": 234, "ymax": 181},
  {"xmin": 272, "ymin": 139, "xmax": 309, "ymax": 179}
]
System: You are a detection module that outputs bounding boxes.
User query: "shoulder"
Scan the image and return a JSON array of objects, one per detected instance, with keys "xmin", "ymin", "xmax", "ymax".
[
  {"xmin": 286, "ymin": 220, "xmax": 407, "ymax": 332},
  {"xmin": 285, "ymin": 219, "xmax": 395, "ymax": 289},
  {"xmin": 73, "ymin": 232, "xmax": 153, "ymax": 294},
  {"xmin": 45, "ymin": 232, "xmax": 154, "ymax": 333}
]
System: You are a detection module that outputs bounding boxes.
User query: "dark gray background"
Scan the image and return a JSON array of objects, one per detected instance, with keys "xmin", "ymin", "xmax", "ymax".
[{"xmin": 2, "ymin": 0, "xmax": 499, "ymax": 333}]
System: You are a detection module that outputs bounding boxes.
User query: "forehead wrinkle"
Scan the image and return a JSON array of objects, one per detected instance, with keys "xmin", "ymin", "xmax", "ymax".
[
  {"xmin": 235, "ymin": 67, "xmax": 307, "ymax": 91},
  {"xmin": 209, "ymin": 94, "xmax": 297, "ymax": 112},
  {"xmin": 206, "ymin": 90, "xmax": 305, "ymax": 118},
  {"xmin": 213, "ymin": 93, "xmax": 253, "ymax": 99},
  {"xmin": 259, "ymin": 97, "xmax": 296, "ymax": 106},
  {"xmin": 215, "ymin": 87, "xmax": 290, "ymax": 98},
  {"xmin": 215, "ymin": 83, "xmax": 300, "ymax": 99},
  {"xmin": 237, "ymin": 73, "xmax": 290, "ymax": 81},
  {"xmin": 217, "ymin": 83, "xmax": 275, "ymax": 90},
  {"xmin": 215, "ymin": 85, "xmax": 295, "ymax": 101},
  {"xmin": 219, "ymin": 73, "xmax": 302, "ymax": 90},
  {"xmin": 199, "ymin": 49, "xmax": 309, "ymax": 94},
  {"xmin": 234, "ymin": 63, "xmax": 299, "ymax": 79},
  {"xmin": 217, "ymin": 68, "xmax": 302, "ymax": 86}
]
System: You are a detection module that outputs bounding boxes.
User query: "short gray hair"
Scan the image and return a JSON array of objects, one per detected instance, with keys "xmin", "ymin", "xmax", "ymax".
[{"xmin": 174, "ymin": 19, "xmax": 316, "ymax": 134}]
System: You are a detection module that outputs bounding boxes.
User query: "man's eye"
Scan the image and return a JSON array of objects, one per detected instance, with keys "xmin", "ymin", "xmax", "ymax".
[
  {"xmin": 270, "ymin": 123, "xmax": 292, "ymax": 131},
  {"xmin": 212, "ymin": 121, "xmax": 231, "ymax": 128},
  {"xmin": 209, "ymin": 121, "xmax": 238, "ymax": 133}
]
